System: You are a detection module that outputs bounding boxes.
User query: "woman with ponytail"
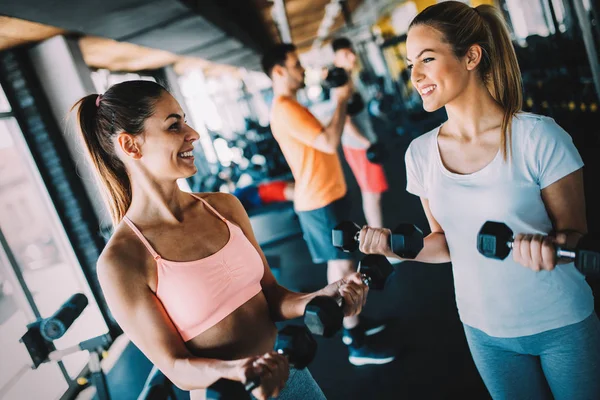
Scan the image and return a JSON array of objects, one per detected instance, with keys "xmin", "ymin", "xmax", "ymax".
[
  {"xmin": 72, "ymin": 80, "xmax": 369, "ymax": 399},
  {"xmin": 357, "ymin": 2, "xmax": 599, "ymax": 398}
]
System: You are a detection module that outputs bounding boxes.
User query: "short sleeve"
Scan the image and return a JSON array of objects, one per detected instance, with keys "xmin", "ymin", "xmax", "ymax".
[
  {"xmin": 529, "ymin": 117, "xmax": 584, "ymax": 189},
  {"xmin": 274, "ymin": 98, "xmax": 324, "ymax": 146},
  {"xmin": 405, "ymin": 143, "xmax": 427, "ymax": 198}
]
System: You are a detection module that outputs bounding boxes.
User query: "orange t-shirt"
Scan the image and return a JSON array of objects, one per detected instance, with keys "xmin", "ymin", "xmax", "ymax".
[{"xmin": 270, "ymin": 96, "xmax": 346, "ymax": 211}]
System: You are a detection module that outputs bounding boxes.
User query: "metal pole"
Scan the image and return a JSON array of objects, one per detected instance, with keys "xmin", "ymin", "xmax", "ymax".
[
  {"xmin": 271, "ymin": 0, "xmax": 292, "ymax": 43},
  {"xmin": 0, "ymin": 227, "xmax": 41, "ymax": 319},
  {"xmin": 572, "ymin": 0, "xmax": 600, "ymax": 101}
]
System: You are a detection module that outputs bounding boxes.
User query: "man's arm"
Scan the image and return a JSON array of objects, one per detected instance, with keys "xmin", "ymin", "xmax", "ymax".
[{"xmin": 311, "ymin": 98, "xmax": 349, "ymax": 154}]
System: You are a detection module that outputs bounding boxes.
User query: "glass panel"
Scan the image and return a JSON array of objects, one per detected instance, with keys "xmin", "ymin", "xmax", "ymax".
[
  {"xmin": 0, "ymin": 118, "xmax": 108, "ymax": 381},
  {"xmin": 0, "ymin": 84, "xmax": 10, "ymax": 113},
  {"xmin": 90, "ymin": 69, "xmax": 156, "ymax": 93},
  {"xmin": 505, "ymin": 0, "xmax": 552, "ymax": 39},
  {"xmin": 2, "ymin": 362, "xmax": 67, "ymax": 400},
  {"xmin": 0, "ymin": 249, "xmax": 67, "ymax": 400}
]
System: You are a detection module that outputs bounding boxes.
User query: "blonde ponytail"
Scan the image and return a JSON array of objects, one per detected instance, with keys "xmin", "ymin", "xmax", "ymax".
[{"xmin": 476, "ymin": 5, "xmax": 523, "ymax": 160}]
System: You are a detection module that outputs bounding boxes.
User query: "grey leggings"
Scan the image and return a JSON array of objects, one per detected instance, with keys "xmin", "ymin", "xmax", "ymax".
[
  {"xmin": 464, "ymin": 312, "xmax": 600, "ymax": 400},
  {"xmin": 250, "ymin": 368, "xmax": 326, "ymax": 400}
]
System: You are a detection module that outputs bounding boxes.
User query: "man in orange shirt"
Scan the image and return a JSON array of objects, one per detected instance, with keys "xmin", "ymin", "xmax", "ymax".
[{"xmin": 262, "ymin": 44, "xmax": 394, "ymax": 366}]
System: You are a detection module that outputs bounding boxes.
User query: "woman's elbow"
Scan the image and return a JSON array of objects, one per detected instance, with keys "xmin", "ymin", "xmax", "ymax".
[{"xmin": 160, "ymin": 358, "xmax": 195, "ymax": 392}]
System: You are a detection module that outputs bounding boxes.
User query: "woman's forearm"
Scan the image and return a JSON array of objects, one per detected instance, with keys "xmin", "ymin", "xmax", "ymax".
[
  {"xmin": 263, "ymin": 285, "xmax": 316, "ymax": 321},
  {"xmin": 170, "ymin": 357, "xmax": 241, "ymax": 391}
]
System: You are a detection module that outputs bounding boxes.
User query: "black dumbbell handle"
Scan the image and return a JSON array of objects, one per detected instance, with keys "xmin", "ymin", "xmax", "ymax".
[
  {"xmin": 244, "ymin": 349, "xmax": 287, "ymax": 392},
  {"xmin": 505, "ymin": 239, "xmax": 577, "ymax": 260}
]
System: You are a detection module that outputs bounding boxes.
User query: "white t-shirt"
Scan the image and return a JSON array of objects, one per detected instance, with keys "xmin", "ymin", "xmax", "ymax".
[
  {"xmin": 341, "ymin": 82, "xmax": 378, "ymax": 149},
  {"xmin": 310, "ymin": 81, "xmax": 377, "ymax": 149},
  {"xmin": 405, "ymin": 112, "xmax": 594, "ymax": 338}
]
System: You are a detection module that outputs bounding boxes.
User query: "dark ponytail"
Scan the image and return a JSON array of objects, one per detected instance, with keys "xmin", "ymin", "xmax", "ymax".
[
  {"xmin": 71, "ymin": 80, "xmax": 166, "ymax": 225},
  {"xmin": 410, "ymin": 1, "xmax": 523, "ymax": 160}
]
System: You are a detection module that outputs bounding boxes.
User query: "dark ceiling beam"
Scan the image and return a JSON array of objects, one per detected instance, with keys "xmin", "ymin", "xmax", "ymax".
[
  {"xmin": 179, "ymin": 0, "xmax": 277, "ymax": 53},
  {"xmin": 179, "ymin": 35, "xmax": 229, "ymax": 55},
  {"xmin": 116, "ymin": 12, "xmax": 190, "ymax": 42}
]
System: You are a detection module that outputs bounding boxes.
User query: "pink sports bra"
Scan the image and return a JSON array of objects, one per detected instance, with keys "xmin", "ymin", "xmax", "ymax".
[{"xmin": 123, "ymin": 194, "xmax": 264, "ymax": 341}]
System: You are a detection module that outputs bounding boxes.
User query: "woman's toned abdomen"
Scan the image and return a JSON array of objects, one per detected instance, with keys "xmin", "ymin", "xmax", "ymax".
[{"xmin": 185, "ymin": 291, "xmax": 277, "ymax": 360}]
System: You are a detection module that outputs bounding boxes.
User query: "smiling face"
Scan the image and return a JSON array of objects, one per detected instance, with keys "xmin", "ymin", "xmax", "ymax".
[
  {"xmin": 118, "ymin": 92, "xmax": 200, "ymax": 180},
  {"xmin": 406, "ymin": 24, "xmax": 472, "ymax": 112}
]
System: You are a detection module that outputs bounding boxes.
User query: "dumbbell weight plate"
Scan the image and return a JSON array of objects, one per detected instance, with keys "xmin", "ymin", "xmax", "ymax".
[
  {"xmin": 358, "ymin": 255, "xmax": 394, "ymax": 290},
  {"xmin": 477, "ymin": 221, "xmax": 514, "ymax": 260},
  {"xmin": 275, "ymin": 325, "xmax": 317, "ymax": 369},
  {"xmin": 391, "ymin": 224, "xmax": 424, "ymax": 259},
  {"xmin": 347, "ymin": 92, "xmax": 365, "ymax": 116},
  {"xmin": 304, "ymin": 296, "xmax": 343, "ymax": 337},
  {"xmin": 332, "ymin": 221, "xmax": 361, "ymax": 252},
  {"xmin": 325, "ymin": 67, "xmax": 349, "ymax": 88}
]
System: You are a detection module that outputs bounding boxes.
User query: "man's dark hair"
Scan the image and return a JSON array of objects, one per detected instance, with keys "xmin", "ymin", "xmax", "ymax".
[
  {"xmin": 261, "ymin": 43, "xmax": 297, "ymax": 77},
  {"xmin": 331, "ymin": 37, "xmax": 353, "ymax": 53}
]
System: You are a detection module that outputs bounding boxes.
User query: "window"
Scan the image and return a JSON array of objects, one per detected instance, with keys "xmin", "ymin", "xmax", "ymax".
[
  {"xmin": 90, "ymin": 69, "xmax": 156, "ymax": 94},
  {"xmin": 0, "ymin": 83, "xmax": 108, "ymax": 399},
  {"xmin": 505, "ymin": 0, "xmax": 553, "ymax": 39}
]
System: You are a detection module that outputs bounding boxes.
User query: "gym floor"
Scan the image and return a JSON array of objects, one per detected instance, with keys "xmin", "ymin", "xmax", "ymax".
[{"xmin": 102, "ymin": 122, "xmax": 493, "ymax": 400}]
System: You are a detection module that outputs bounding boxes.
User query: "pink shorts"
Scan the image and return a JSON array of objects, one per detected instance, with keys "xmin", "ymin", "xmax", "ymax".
[{"xmin": 343, "ymin": 146, "xmax": 389, "ymax": 194}]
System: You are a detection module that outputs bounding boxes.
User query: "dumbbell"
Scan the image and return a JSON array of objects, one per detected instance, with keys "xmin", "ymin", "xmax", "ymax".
[
  {"xmin": 324, "ymin": 67, "xmax": 365, "ymax": 116},
  {"xmin": 304, "ymin": 254, "xmax": 394, "ymax": 337},
  {"xmin": 346, "ymin": 92, "xmax": 365, "ymax": 116},
  {"xmin": 207, "ymin": 325, "xmax": 316, "ymax": 399},
  {"xmin": 244, "ymin": 325, "xmax": 316, "ymax": 392},
  {"xmin": 366, "ymin": 142, "xmax": 387, "ymax": 164},
  {"xmin": 332, "ymin": 221, "xmax": 424, "ymax": 259},
  {"xmin": 477, "ymin": 221, "xmax": 600, "ymax": 277}
]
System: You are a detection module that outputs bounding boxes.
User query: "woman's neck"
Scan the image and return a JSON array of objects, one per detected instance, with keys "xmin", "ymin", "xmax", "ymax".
[
  {"xmin": 126, "ymin": 173, "xmax": 191, "ymax": 225},
  {"xmin": 443, "ymin": 80, "xmax": 505, "ymax": 141}
]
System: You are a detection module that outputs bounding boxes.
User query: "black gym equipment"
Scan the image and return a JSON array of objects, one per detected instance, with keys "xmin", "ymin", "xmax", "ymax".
[
  {"xmin": 477, "ymin": 221, "xmax": 600, "ymax": 277},
  {"xmin": 244, "ymin": 325, "xmax": 316, "ymax": 391},
  {"xmin": 20, "ymin": 293, "xmax": 114, "ymax": 400},
  {"xmin": 40, "ymin": 293, "xmax": 88, "ymax": 341},
  {"xmin": 332, "ymin": 221, "xmax": 424, "ymax": 259},
  {"xmin": 304, "ymin": 254, "xmax": 394, "ymax": 337},
  {"xmin": 366, "ymin": 142, "xmax": 387, "ymax": 164},
  {"xmin": 324, "ymin": 67, "xmax": 349, "ymax": 88},
  {"xmin": 346, "ymin": 92, "xmax": 365, "ymax": 116},
  {"xmin": 137, "ymin": 366, "xmax": 177, "ymax": 400},
  {"xmin": 324, "ymin": 67, "xmax": 365, "ymax": 116},
  {"xmin": 206, "ymin": 325, "xmax": 317, "ymax": 399}
]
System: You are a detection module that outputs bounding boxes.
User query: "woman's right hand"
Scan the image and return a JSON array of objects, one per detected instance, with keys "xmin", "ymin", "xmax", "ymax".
[
  {"xmin": 358, "ymin": 226, "xmax": 395, "ymax": 257},
  {"xmin": 237, "ymin": 351, "xmax": 289, "ymax": 400}
]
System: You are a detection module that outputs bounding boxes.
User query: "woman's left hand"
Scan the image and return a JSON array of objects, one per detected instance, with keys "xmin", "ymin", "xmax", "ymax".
[
  {"xmin": 318, "ymin": 272, "xmax": 369, "ymax": 316},
  {"xmin": 512, "ymin": 232, "xmax": 567, "ymax": 271}
]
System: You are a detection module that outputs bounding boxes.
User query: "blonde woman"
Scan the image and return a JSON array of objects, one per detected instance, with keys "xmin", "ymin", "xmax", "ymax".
[{"xmin": 358, "ymin": 2, "xmax": 600, "ymax": 399}]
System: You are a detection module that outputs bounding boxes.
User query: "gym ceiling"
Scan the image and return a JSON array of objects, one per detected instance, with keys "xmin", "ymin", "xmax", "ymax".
[{"xmin": 0, "ymin": 0, "xmax": 364, "ymax": 73}]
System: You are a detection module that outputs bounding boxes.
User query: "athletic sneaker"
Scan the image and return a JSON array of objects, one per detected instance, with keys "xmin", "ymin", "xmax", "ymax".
[
  {"xmin": 342, "ymin": 319, "xmax": 387, "ymax": 346},
  {"xmin": 347, "ymin": 344, "xmax": 396, "ymax": 366}
]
